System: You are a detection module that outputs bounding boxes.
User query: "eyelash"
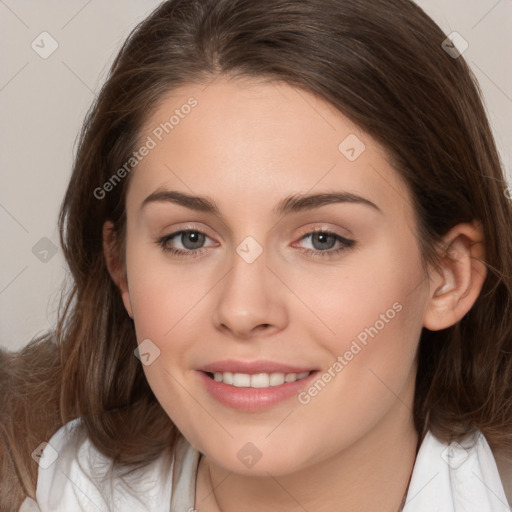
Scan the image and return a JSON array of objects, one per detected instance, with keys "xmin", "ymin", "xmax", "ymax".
[{"xmin": 156, "ymin": 227, "xmax": 355, "ymax": 259}]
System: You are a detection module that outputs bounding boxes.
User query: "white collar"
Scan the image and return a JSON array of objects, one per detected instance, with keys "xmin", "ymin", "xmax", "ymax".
[{"xmin": 403, "ymin": 430, "xmax": 510, "ymax": 511}]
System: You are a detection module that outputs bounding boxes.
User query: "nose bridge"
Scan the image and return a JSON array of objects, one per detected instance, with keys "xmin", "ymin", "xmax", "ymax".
[
  {"xmin": 225, "ymin": 235, "xmax": 270, "ymax": 311},
  {"xmin": 212, "ymin": 233, "xmax": 286, "ymax": 336}
]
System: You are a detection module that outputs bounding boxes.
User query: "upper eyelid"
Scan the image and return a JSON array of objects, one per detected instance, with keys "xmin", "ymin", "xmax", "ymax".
[
  {"xmin": 164, "ymin": 219, "xmax": 352, "ymax": 235},
  {"xmin": 297, "ymin": 225, "xmax": 352, "ymax": 239},
  {"xmin": 164, "ymin": 225, "xmax": 215, "ymax": 242},
  {"xmin": 164, "ymin": 224, "xmax": 350, "ymax": 236}
]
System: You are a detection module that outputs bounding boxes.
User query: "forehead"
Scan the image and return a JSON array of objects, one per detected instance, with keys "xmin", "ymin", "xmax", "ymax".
[{"xmin": 127, "ymin": 76, "xmax": 413, "ymax": 223}]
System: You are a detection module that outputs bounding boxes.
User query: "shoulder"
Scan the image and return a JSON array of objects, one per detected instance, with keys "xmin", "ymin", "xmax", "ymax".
[
  {"xmin": 32, "ymin": 418, "xmax": 175, "ymax": 512},
  {"xmin": 404, "ymin": 429, "xmax": 511, "ymax": 511}
]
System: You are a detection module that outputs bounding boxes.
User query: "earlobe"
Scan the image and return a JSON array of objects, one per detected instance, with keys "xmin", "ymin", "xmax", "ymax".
[
  {"xmin": 102, "ymin": 221, "xmax": 134, "ymax": 319},
  {"xmin": 423, "ymin": 222, "xmax": 487, "ymax": 331}
]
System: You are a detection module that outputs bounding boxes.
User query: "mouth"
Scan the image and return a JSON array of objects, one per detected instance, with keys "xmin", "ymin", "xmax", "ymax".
[{"xmin": 197, "ymin": 366, "xmax": 320, "ymax": 412}]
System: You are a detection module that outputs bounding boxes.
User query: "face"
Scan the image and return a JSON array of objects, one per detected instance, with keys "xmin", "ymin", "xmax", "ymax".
[{"xmin": 117, "ymin": 76, "xmax": 431, "ymax": 476}]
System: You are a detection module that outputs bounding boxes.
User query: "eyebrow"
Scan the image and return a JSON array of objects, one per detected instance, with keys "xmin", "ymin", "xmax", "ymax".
[{"xmin": 140, "ymin": 188, "xmax": 382, "ymax": 216}]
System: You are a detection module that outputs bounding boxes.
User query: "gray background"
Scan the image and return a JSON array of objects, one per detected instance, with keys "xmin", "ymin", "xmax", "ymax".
[{"xmin": 1, "ymin": 0, "xmax": 511, "ymax": 351}]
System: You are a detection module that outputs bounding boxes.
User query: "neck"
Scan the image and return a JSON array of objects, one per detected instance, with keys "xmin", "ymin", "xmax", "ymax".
[{"xmin": 195, "ymin": 375, "xmax": 420, "ymax": 512}]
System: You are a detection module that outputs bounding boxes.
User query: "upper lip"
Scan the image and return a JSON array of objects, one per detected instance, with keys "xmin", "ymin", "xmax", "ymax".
[{"xmin": 198, "ymin": 359, "xmax": 316, "ymax": 374}]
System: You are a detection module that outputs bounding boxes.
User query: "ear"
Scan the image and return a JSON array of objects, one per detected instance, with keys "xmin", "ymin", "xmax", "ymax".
[
  {"xmin": 103, "ymin": 220, "xmax": 133, "ymax": 318},
  {"xmin": 423, "ymin": 222, "xmax": 487, "ymax": 331}
]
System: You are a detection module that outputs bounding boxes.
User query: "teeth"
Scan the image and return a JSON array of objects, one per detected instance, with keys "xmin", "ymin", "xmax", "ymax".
[
  {"xmin": 250, "ymin": 373, "xmax": 270, "ymax": 388},
  {"xmin": 269, "ymin": 373, "xmax": 285, "ymax": 386},
  {"xmin": 233, "ymin": 373, "xmax": 251, "ymax": 387},
  {"xmin": 211, "ymin": 371, "xmax": 311, "ymax": 388}
]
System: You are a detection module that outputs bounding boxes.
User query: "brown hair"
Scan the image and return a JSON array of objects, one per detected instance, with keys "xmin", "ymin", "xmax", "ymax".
[{"xmin": 2, "ymin": 0, "xmax": 512, "ymax": 507}]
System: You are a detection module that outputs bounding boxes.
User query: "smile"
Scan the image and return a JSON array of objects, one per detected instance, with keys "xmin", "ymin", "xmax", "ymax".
[{"xmin": 198, "ymin": 368, "xmax": 320, "ymax": 412}]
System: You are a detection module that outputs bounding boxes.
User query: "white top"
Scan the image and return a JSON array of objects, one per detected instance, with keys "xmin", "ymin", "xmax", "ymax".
[{"xmin": 20, "ymin": 418, "xmax": 511, "ymax": 512}]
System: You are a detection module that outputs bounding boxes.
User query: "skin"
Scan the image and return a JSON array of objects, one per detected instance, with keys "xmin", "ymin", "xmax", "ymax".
[{"xmin": 104, "ymin": 75, "xmax": 487, "ymax": 511}]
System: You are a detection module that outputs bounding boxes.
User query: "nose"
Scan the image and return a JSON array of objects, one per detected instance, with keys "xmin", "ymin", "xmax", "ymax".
[{"xmin": 212, "ymin": 245, "xmax": 288, "ymax": 339}]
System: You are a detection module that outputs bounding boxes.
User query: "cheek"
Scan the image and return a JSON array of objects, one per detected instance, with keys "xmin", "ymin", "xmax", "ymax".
[
  {"xmin": 125, "ymin": 255, "xmax": 204, "ymax": 421},
  {"xmin": 287, "ymin": 267, "xmax": 425, "ymax": 468},
  {"xmin": 129, "ymin": 273, "xmax": 203, "ymax": 339},
  {"xmin": 292, "ymin": 234, "xmax": 426, "ymax": 350},
  {"xmin": 127, "ymin": 268, "xmax": 210, "ymax": 414},
  {"xmin": 123, "ymin": 242, "xmax": 211, "ymax": 406},
  {"xmin": 291, "ymin": 236, "xmax": 427, "ymax": 410},
  {"xmin": 125, "ymin": 234, "xmax": 209, "ymax": 341}
]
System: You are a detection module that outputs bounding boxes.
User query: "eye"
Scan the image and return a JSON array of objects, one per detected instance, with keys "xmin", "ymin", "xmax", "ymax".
[
  {"xmin": 156, "ymin": 227, "xmax": 355, "ymax": 259},
  {"xmin": 294, "ymin": 228, "xmax": 355, "ymax": 258},
  {"xmin": 156, "ymin": 229, "xmax": 216, "ymax": 258}
]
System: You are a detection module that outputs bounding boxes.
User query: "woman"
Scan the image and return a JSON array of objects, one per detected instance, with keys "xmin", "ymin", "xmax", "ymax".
[{"xmin": 3, "ymin": 0, "xmax": 511, "ymax": 510}]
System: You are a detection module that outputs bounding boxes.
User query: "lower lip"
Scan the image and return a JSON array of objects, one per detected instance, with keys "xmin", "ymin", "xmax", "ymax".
[{"xmin": 197, "ymin": 370, "xmax": 319, "ymax": 412}]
